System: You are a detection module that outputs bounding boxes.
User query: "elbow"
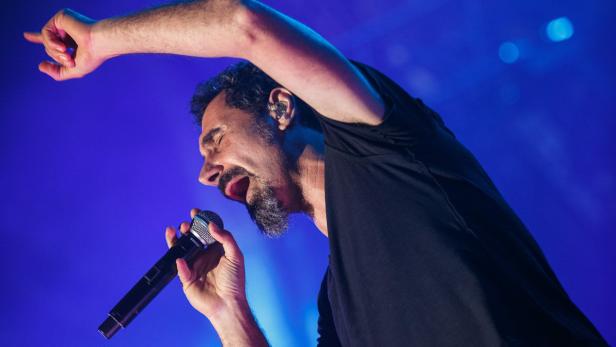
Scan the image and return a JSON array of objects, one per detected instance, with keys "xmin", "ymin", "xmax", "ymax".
[{"xmin": 231, "ymin": 0, "xmax": 265, "ymax": 59}]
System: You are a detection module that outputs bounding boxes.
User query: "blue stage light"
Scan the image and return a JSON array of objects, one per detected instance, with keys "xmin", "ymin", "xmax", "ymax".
[
  {"xmin": 546, "ymin": 17, "xmax": 574, "ymax": 42},
  {"xmin": 499, "ymin": 42, "xmax": 520, "ymax": 64}
]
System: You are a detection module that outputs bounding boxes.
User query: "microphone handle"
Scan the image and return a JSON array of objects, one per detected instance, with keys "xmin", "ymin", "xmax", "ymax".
[{"xmin": 98, "ymin": 232, "xmax": 205, "ymax": 339}]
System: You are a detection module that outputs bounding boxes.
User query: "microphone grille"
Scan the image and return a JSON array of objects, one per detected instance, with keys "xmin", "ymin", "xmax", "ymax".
[{"xmin": 190, "ymin": 210, "xmax": 224, "ymax": 246}]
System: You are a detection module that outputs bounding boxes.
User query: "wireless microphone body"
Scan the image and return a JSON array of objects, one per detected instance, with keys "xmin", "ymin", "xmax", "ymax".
[{"xmin": 98, "ymin": 210, "xmax": 223, "ymax": 339}]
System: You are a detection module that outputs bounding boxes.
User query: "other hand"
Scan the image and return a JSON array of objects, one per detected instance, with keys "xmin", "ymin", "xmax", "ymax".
[{"xmin": 24, "ymin": 8, "xmax": 104, "ymax": 81}]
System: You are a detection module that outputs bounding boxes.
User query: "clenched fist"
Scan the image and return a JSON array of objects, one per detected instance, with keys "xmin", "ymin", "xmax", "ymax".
[{"xmin": 24, "ymin": 8, "xmax": 105, "ymax": 81}]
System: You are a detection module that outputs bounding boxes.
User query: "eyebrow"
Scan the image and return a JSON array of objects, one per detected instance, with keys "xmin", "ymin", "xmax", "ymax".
[{"xmin": 201, "ymin": 127, "xmax": 222, "ymax": 147}]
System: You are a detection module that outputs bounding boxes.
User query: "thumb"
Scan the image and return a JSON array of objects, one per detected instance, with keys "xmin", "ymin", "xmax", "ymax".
[{"xmin": 208, "ymin": 222, "xmax": 243, "ymax": 263}]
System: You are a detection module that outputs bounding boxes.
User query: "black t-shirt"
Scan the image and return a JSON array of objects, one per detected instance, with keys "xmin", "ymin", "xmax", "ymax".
[{"xmin": 314, "ymin": 62, "xmax": 607, "ymax": 346}]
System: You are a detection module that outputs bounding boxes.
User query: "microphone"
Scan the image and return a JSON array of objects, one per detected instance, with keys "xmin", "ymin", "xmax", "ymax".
[{"xmin": 98, "ymin": 210, "xmax": 223, "ymax": 339}]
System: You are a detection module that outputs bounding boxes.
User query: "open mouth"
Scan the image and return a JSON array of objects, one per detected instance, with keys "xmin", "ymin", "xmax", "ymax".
[{"xmin": 224, "ymin": 176, "xmax": 250, "ymax": 202}]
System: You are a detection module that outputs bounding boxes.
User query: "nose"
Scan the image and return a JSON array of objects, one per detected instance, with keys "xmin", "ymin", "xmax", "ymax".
[{"xmin": 199, "ymin": 161, "xmax": 224, "ymax": 187}]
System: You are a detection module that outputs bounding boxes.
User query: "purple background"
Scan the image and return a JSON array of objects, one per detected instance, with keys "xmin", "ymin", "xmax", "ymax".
[{"xmin": 1, "ymin": 0, "xmax": 614, "ymax": 346}]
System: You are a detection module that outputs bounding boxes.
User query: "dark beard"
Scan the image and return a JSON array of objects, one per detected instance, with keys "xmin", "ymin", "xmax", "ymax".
[
  {"xmin": 219, "ymin": 167, "xmax": 289, "ymax": 237},
  {"xmin": 247, "ymin": 183, "xmax": 288, "ymax": 237}
]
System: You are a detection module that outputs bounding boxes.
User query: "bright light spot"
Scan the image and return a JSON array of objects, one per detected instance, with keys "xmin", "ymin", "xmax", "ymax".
[
  {"xmin": 499, "ymin": 42, "xmax": 520, "ymax": 64},
  {"xmin": 546, "ymin": 17, "xmax": 574, "ymax": 42}
]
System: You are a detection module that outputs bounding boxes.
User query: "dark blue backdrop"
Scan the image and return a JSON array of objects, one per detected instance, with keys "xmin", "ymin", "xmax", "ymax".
[{"xmin": 1, "ymin": 0, "xmax": 614, "ymax": 346}]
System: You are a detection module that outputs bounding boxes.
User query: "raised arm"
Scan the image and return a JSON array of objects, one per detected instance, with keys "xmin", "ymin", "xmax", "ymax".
[{"xmin": 24, "ymin": 0, "xmax": 384, "ymax": 125}]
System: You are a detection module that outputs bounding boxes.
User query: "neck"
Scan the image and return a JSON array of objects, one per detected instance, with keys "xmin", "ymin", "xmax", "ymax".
[
  {"xmin": 296, "ymin": 145, "xmax": 327, "ymax": 236},
  {"xmin": 285, "ymin": 128, "xmax": 328, "ymax": 237}
]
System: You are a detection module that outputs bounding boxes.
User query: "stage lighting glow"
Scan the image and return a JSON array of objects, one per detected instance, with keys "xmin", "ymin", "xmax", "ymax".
[
  {"xmin": 546, "ymin": 17, "xmax": 574, "ymax": 42},
  {"xmin": 498, "ymin": 42, "xmax": 520, "ymax": 64}
]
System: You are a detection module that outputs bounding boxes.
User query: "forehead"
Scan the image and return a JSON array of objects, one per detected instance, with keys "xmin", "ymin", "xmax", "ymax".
[{"xmin": 201, "ymin": 92, "xmax": 252, "ymax": 132}]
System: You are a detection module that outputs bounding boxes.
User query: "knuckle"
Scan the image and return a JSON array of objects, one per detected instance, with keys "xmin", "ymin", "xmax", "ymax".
[
  {"xmin": 220, "ymin": 231, "xmax": 233, "ymax": 242},
  {"xmin": 54, "ymin": 8, "xmax": 71, "ymax": 25}
]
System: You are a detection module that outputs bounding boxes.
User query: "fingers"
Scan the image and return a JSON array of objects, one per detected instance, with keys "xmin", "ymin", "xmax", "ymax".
[
  {"xmin": 179, "ymin": 221, "xmax": 191, "ymax": 234},
  {"xmin": 44, "ymin": 47, "xmax": 74, "ymax": 68},
  {"xmin": 165, "ymin": 226, "xmax": 177, "ymax": 248},
  {"xmin": 38, "ymin": 61, "xmax": 79, "ymax": 81},
  {"xmin": 25, "ymin": 30, "xmax": 73, "ymax": 68},
  {"xmin": 165, "ymin": 217, "xmax": 193, "ymax": 248},
  {"xmin": 176, "ymin": 258, "xmax": 194, "ymax": 288},
  {"xmin": 167, "ymin": 226, "xmax": 197, "ymax": 288},
  {"xmin": 190, "ymin": 208, "xmax": 200, "ymax": 219},
  {"xmin": 208, "ymin": 222, "xmax": 243, "ymax": 262},
  {"xmin": 23, "ymin": 32, "xmax": 43, "ymax": 44},
  {"xmin": 27, "ymin": 36, "xmax": 75, "ymax": 78},
  {"xmin": 38, "ymin": 61, "xmax": 62, "ymax": 80},
  {"xmin": 42, "ymin": 27, "xmax": 68, "ymax": 53},
  {"xmin": 41, "ymin": 26, "xmax": 74, "ymax": 67},
  {"xmin": 165, "ymin": 208, "xmax": 202, "ymax": 249}
]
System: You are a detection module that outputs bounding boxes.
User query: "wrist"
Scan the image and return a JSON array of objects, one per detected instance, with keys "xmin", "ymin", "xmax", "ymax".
[
  {"xmin": 90, "ymin": 19, "xmax": 120, "ymax": 61},
  {"xmin": 209, "ymin": 299, "xmax": 268, "ymax": 347}
]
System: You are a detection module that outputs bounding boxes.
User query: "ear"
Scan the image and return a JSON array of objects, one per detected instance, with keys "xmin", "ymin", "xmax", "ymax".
[{"xmin": 268, "ymin": 87, "xmax": 297, "ymax": 131}]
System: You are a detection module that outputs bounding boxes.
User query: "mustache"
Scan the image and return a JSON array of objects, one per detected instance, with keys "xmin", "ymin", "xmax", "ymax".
[{"xmin": 218, "ymin": 166, "xmax": 253, "ymax": 196}]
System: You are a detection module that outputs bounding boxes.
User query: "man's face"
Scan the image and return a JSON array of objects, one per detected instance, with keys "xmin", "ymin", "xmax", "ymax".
[{"xmin": 198, "ymin": 92, "xmax": 299, "ymax": 236}]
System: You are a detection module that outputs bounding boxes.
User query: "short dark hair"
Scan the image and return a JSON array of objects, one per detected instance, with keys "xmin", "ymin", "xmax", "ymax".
[{"xmin": 190, "ymin": 61, "xmax": 321, "ymax": 131}]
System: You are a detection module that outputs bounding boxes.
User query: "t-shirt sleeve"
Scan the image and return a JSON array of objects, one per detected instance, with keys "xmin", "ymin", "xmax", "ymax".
[
  {"xmin": 316, "ymin": 269, "xmax": 342, "ymax": 347},
  {"xmin": 316, "ymin": 60, "xmax": 450, "ymax": 157}
]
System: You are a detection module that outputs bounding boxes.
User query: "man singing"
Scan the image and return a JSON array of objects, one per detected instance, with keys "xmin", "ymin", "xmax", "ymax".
[{"xmin": 25, "ymin": 1, "xmax": 606, "ymax": 345}]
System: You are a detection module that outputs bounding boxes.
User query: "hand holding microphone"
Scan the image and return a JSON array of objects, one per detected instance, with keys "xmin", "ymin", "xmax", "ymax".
[
  {"xmin": 99, "ymin": 208, "xmax": 249, "ymax": 339},
  {"xmin": 165, "ymin": 208, "xmax": 248, "ymax": 322}
]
